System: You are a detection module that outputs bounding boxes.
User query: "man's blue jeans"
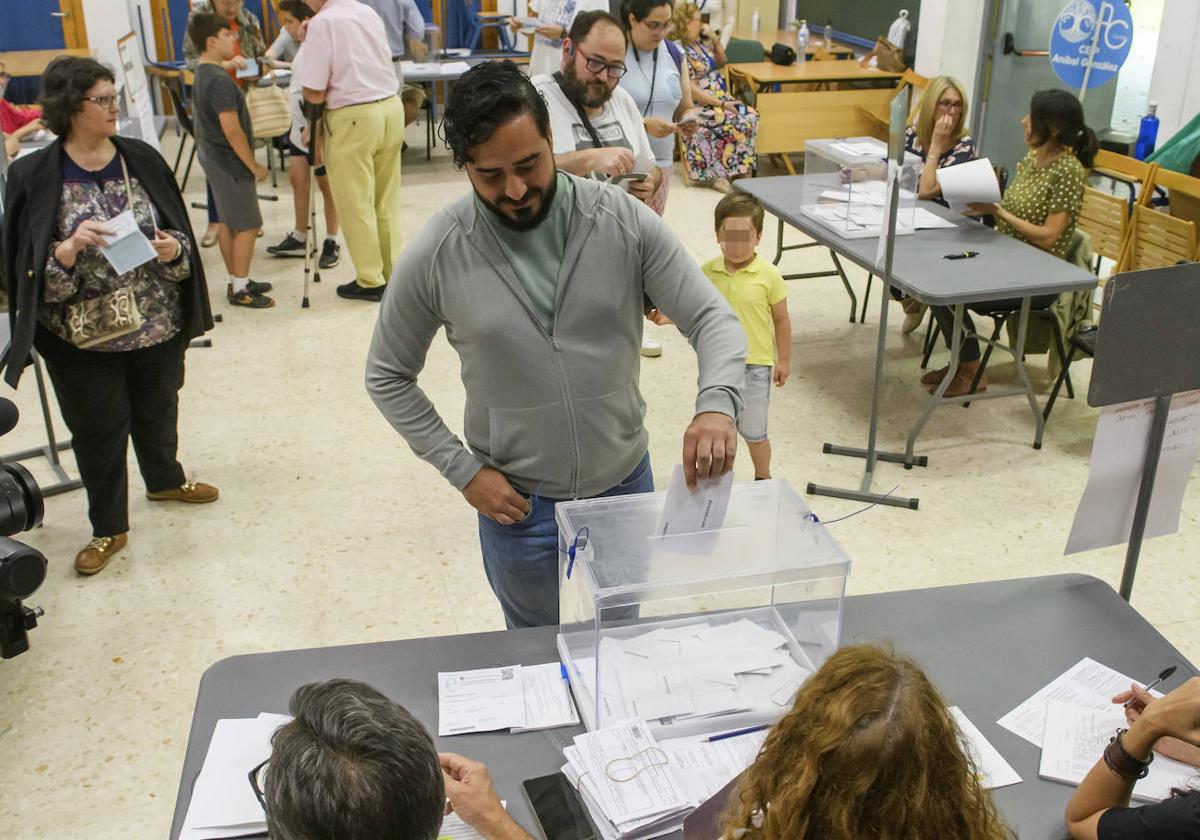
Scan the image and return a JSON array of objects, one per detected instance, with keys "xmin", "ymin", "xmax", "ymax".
[{"xmin": 478, "ymin": 453, "xmax": 654, "ymax": 629}]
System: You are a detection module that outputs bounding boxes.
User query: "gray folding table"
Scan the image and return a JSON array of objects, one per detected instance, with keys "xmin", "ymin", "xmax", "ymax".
[
  {"xmin": 736, "ymin": 177, "xmax": 1097, "ymax": 506},
  {"xmin": 169, "ymin": 574, "xmax": 1195, "ymax": 840}
]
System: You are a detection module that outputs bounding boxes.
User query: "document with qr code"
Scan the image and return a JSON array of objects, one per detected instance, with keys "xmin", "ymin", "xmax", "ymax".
[{"xmin": 438, "ymin": 665, "xmax": 527, "ymax": 735}]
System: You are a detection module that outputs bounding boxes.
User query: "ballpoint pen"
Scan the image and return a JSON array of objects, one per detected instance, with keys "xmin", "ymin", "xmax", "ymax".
[
  {"xmin": 1124, "ymin": 665, "xmax": 1177, "ymax": 707},
  {"xmin": 705, "ymin": 724, "xmax": 770, "ymax": 743}
]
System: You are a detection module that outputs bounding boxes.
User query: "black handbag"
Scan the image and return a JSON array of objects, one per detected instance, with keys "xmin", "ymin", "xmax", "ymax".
[{"xmin": 770, "ymin": 43, "xmax": 797, "ymax": 65}]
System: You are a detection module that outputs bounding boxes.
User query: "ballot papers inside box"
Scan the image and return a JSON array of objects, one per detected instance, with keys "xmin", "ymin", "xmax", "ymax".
[
  {"xmin": 556, "ymin": 479, "xmax": 850, "ymax": 738},
  {"xmin": 799, "ymin": 137, "xmax": 921, "ymax": 240}
]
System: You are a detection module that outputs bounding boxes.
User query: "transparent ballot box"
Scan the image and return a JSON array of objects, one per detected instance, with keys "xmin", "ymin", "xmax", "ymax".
[
  {"xmin": 556, "ymin": 479, "xmax": 850, "ymax": 738},
  {"xmin": 799, "ymin": 136, "xmax": 921, "ymax": 240}
]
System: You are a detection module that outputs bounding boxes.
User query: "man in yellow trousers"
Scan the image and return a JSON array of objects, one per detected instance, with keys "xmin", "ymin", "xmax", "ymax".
[{"xmin": 299, "ymin": 0, "xmax": 404, "ymax": 301}]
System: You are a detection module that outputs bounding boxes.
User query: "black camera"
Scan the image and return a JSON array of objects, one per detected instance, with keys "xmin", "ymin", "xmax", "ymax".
[{"xmin": 0, "ymin": 397, "xmax": 48, "ymax": 659}]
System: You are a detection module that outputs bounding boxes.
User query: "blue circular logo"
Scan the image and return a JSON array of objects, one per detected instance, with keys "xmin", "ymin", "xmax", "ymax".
[{"xmin": 1049, "ymin": 0, "xmax": 1133, "ymax": 89}]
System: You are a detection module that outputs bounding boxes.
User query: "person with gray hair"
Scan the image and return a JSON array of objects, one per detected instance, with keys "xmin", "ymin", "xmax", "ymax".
[{"xmin": 259, "ymin": 679, "xmax": 531, "ymax": 839}]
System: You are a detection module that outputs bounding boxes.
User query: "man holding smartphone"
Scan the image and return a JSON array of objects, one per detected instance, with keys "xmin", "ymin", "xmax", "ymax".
[{"xmin": 532, "ymin": 11, "xmax": 660, "ymax": 205}]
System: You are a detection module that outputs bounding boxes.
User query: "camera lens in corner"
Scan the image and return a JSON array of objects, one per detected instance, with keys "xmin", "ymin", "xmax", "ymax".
[
  {"xmin": 0, "ymin": 536, "xmax": 46, "ymax": 601},
  {"xmin": 0, "ymin": 462, "xmax": 44, "ymax": 537}
]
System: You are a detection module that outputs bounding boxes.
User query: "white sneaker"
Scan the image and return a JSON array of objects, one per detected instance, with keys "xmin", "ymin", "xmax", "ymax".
[{"xmin": 640, "ymin": 333, "xmax": 663, "ymax": 357}]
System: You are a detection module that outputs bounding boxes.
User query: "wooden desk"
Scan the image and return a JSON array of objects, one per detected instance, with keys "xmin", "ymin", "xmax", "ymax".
[
  {"xmin": 0, "ymin": 49, "xmax": 92, "ymax": 78},
  {"xmin": 730, "ymin": 60, "xmax": 900, "ymax": 87},
  {"xmin": 727, "ymin": 62, "xmax": 900, "ymax": 169},
  {"xmin": 728, "ymin": 29, "xmax": 854, "ymax": 59}
]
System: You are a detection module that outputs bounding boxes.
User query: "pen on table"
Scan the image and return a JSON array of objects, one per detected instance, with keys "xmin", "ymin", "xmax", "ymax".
[
  {"xmin": 943, "ymin": 251, "xmax": 979, "ymax": 260},
  {"xmin": 705, "ymin": 724, "xmax": 770, "ymax": 743},
  {"xmin": 1124, "ymin": 665, "xmax": 1177, "ymax": 707}
]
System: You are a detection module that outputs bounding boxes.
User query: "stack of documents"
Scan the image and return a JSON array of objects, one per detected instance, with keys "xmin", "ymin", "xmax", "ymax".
[
  {"xmin": 999, "ymin": 657, "xmax": 1192, "ymax": 802},
  {"xmin": 570, "ymin": 618, "xmax": 815, "ymax": 727},
  {"xmin": 438, "ymin": 662, "xmax": 579, "ymax": 736},
  {"xmin": 560, "ymin": 719, "xmax": 701, "ymax": 840},
  {"xmin": 1038, "ymin": 700, "xmax": 1195, "ymax": 801},
  {"xmin": 178, "ymin": 713, "xmax": 292, "ymax": 839}
]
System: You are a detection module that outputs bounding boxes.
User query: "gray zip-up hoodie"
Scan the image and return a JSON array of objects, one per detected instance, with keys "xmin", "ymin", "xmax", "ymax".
[{"xmin": 365, "ymin": 174, "xmax": 746, "ymax": 500}]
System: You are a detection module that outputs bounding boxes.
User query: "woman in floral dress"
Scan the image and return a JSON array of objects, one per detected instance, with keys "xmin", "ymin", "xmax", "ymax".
[{"xmin": 671, "ymin": 2, "xmax": 758, "ymax": 192}]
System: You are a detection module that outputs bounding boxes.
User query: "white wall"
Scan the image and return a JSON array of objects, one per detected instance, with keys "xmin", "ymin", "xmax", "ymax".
[
  {"xmin": 1148, "ymin": 0, "xmax": 1200, "ymax": 145},
  {"xmin": 914, "ymin": 0, "xmax": 986, "ymax": 97},
  {"xmin": 81, "ymin": 0, "xmax": 157, "ymax": 70}
]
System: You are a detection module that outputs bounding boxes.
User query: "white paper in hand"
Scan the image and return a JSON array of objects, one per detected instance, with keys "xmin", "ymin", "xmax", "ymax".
[
  {"xmin": 935, "ymin": 157, "xmax": 1001, "ymax": 214},
  {"xmin": 656, "ymin": 464, "xmax": 733, "ymax": 536},
  {"xmin": 99, "ymin": 210, "xmax": 157, "ymax": 275}
]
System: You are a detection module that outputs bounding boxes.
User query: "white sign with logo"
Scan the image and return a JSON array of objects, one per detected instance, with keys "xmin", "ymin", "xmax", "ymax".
[
  {"xmin": 1048, "ymin": 0, "xmax": 1133, "ymax": 95},
  {"xmin": 116, "ymin": 31, "xmax": 160, "ymax": 152}
]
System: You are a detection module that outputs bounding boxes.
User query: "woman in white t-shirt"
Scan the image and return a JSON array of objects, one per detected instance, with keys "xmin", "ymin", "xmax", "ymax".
[
  {"xmin": 512, "ymin": 0, "xmax": 610, "ymax": 78},
  {"xmin": 618, "ymin": 0, "xmax": 698, "ymax": 216},
  {"xmin": 263, "ymin": 0, "xmax": 341, "ymax": 268}
]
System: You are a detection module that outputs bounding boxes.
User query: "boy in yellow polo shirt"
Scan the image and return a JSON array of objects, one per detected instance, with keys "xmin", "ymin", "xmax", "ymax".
[{"xmin": 702, "ymin": 193, "xmax": 792, "ymax": 480}]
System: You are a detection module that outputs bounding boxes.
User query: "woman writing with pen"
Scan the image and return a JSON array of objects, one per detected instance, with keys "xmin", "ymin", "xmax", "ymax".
[{"xmin": 1065, "ymin": 676, "xmax": 1200, "ymax": 839}]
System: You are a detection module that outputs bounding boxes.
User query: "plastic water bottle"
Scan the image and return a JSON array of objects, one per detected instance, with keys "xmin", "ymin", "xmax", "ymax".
[
  {"xmin": 1134, "ymin": 102, "xmax": 1159, "ymax": 161},
  {"xmin": 751, "ymin": 6, "xmax": 760, "ymax": 32},
  {"xmin": 797, "ymin": 19, "xmax": 810, "ymax": 59},
  {"xmin": 823, "ymin": 18, "xmax": 833, "ymax": 47}
]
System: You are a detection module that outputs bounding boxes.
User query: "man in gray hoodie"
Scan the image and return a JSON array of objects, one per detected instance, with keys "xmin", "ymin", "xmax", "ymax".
[{"xmin": 366, "ymin": 61, "xmax": 746, "ymax": 628}]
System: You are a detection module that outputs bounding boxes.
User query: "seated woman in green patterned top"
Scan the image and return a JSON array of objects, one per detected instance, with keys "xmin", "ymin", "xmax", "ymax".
[{"xmin": 925, "ymin": 89, "xmax": 1096, "ymax": 398}]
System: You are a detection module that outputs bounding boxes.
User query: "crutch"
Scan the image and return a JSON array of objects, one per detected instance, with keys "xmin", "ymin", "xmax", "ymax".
[{"xmin": 301, "ymin": 110, "xmax": 323, "ymax": 308}]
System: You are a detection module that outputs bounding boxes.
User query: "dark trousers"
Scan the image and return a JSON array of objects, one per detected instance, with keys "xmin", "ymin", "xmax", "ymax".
[
  {"xmin": 931, "ymin": 295, "xmax": 1059, "ymax": 363},
  {"xmin": 36, "ymin": 330, "xmax": 187, "ymax": 537},
  {"xmin": 206, "ymin": 181, "xmax": 219, "ymax": 224}
]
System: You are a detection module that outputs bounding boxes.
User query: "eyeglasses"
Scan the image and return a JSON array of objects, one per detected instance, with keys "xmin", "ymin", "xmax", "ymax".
[
  {"xmin": 577, "ymin": 47, "xmax": 627, "ymax": 79},
  {"xmin": 936, "ymin": 99, "xmax": 964, "ymax": 110},
  {"xmin": 639, "ymin": 19, "xmax": 670, "ymax": 32},
  {"xmin": 248, "ymin": 759, "xmax": 269, "ymax": 811},
  {"xmin": 85, "ymin": 95, "xmax": 120, "ymax": 110}
]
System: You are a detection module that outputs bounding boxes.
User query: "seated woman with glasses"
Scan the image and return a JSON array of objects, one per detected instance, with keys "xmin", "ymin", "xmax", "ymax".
[
  {"xmin": 1, "ymin": 56, "xmax": 214, "ymax": 577},
  {"xmin": 720, "ymin": 645, "xmax": 1013, "ymax": 840},
  {"xmin": 890, "ymin": 76, "xmax": 978, "ymax": 333},
  {"xmin": 907, "ymin": 75, "xmax": 977, "ymax": 203}
]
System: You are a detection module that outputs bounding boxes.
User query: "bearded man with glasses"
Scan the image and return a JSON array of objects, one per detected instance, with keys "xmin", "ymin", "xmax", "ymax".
[{"xmin": 531, "ymin": 10, "xmax": 660, "ymax": 207}]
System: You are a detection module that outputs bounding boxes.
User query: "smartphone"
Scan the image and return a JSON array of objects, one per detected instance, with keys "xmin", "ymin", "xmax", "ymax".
[
  {"xmin": 610, "ymin": 172, "xmax": 649, "ymax": 184},
  {"xmin": 522, "ymin": 773, "xmax": 596, "ymax": 840}
]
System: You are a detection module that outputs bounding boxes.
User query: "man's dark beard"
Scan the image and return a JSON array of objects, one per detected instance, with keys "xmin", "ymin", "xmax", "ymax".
[
  {"xmin": 560, "ymin": 60, "xmax": 614, "ymax": 110},
  {"xmin": 477, "ymin": 171, "xmax": 559, "ymax": 232}
]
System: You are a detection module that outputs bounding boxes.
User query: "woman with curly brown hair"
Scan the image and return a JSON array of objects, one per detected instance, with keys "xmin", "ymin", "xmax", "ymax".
[{"xmin": 720, "ymin": 645, "xmax": 1012, "ymax": 840}]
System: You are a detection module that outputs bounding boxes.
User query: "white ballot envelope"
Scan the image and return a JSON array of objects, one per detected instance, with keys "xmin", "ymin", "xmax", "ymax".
[
  {"xmin": 935, "ymin": 157, "xmax": 1002, "ymax": 214},
  {"xmin": 99, "ymin": 210, "xmax": 157, "ymax": 275},
  {"xmin": 656, "ymin": 464, "xmax": 733, "ymax": 537},
  {"xmin": 237, "ymin": 58, "xmax": 260, "ymax": 79}
]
